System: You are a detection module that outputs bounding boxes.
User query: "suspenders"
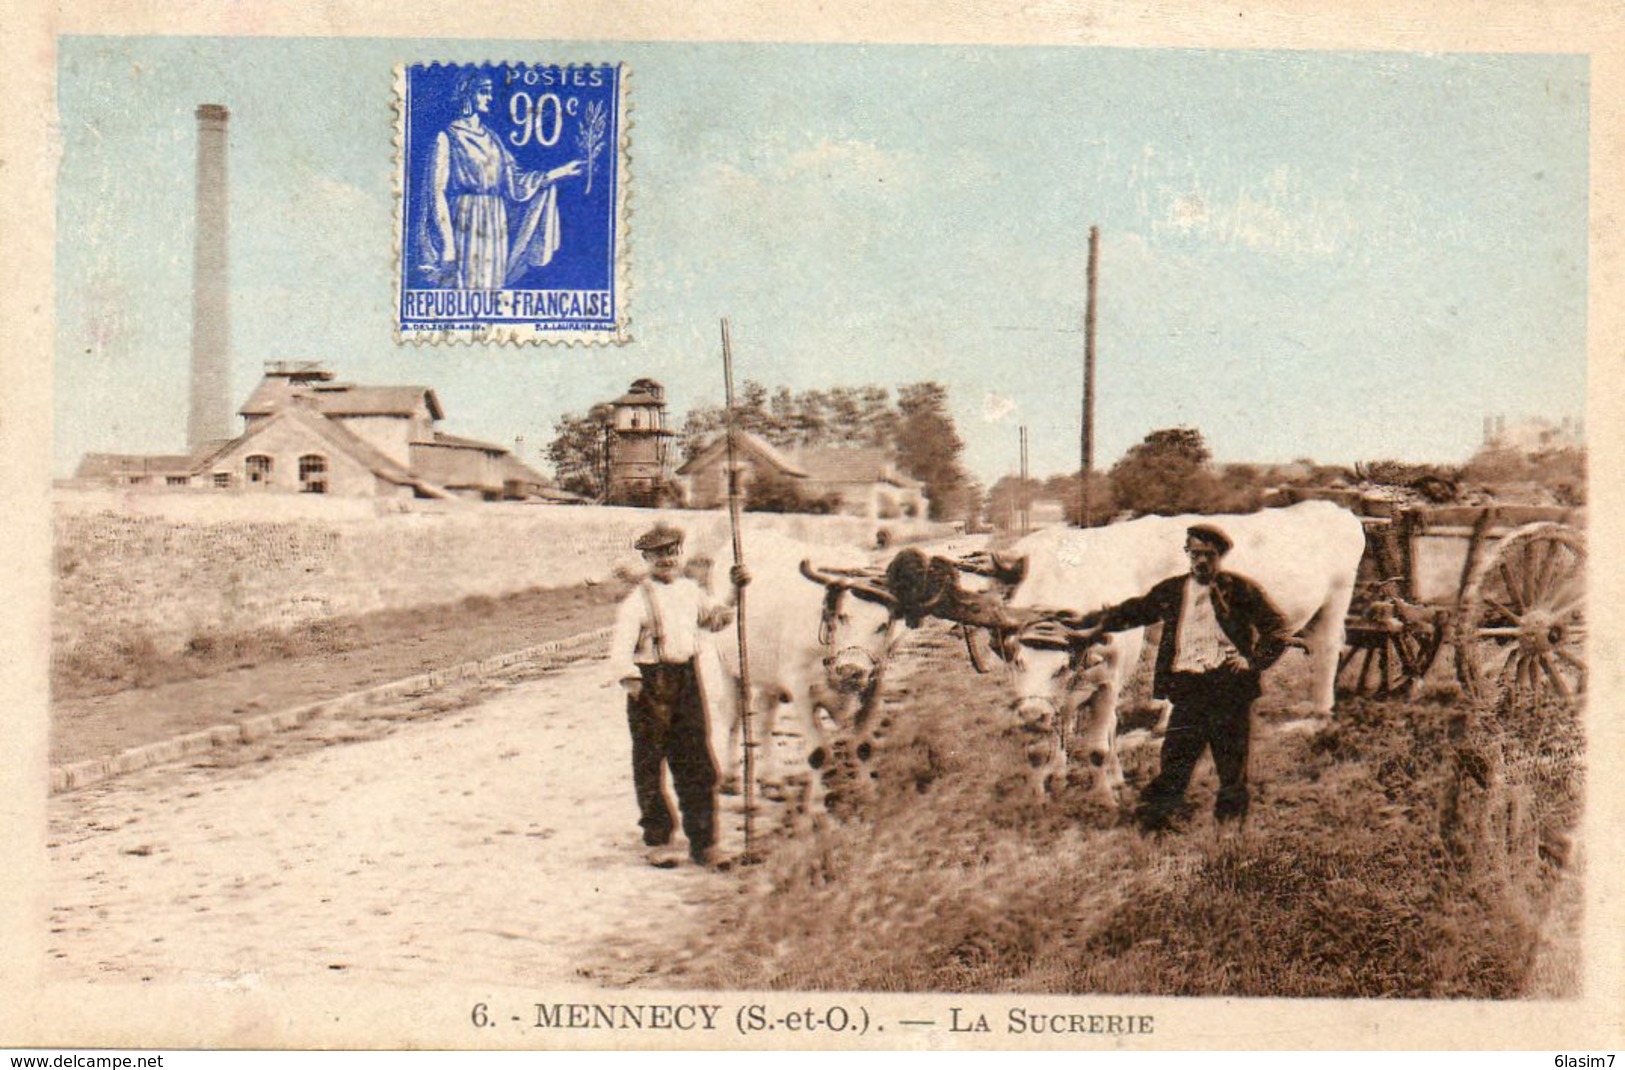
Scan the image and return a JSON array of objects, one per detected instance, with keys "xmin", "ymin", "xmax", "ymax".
[{"xmin": 639, "ymin": 580, "xmax": 669, "ymax": 664}]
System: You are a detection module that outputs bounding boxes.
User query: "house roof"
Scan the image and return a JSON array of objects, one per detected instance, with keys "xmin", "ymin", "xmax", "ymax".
[
  {"xmin": 415, "ymin": 431, "xmax": 509, "ymax": 454},
  {"xmin": 612, "ymin": 378, "xmax": 666, "ymax": 406},
  {"xmin": 791, "ymin": 447, "xmax": 921, "ymax": 489},
  {"xmin": 528, "ymin": 485, "xmax": 593, "ymax": 504},
  {"xmin": 676, "ymin": 430, "xmax": 809, "ymax": 479},
  {"xmin": 500, "ymin": 454, "xmax": 552, "ymax": 487},
  {"xmin": 75, "ymin": 452, "xmax": 198, "ymax": 478},
  {"xmin": 240, "ymin": 380, "xmax": 445, "ymax": 421},
  {"xmin": 206, "ymin": 405, "xmax": 450, "ymax": 498}
]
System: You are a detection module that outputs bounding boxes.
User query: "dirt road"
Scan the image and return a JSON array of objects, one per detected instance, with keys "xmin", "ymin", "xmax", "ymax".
[{"xmin": 46, "ymin": 654, "xmax": 740, "ymax": 989}]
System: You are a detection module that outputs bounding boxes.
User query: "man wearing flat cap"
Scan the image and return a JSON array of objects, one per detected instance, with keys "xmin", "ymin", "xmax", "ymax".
[
  {"xmin": 608, "ymin": 522, "xmax": 748, "ymax": 870},
  {"xmin": 1073, "ymin": 522, "xmax": 1293, "ymax": 834}
]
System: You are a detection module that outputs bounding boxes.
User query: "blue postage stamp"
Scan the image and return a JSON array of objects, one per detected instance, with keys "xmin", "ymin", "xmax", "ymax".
[{"xmin": 395, "ymin": 62, "xmax": 628, "ymax": 344}]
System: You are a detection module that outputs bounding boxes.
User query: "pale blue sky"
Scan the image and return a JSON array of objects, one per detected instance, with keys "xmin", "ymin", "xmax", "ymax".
[{"xmin": 54, "ymin": 38, "xmax": 1589, "ymax": 484}]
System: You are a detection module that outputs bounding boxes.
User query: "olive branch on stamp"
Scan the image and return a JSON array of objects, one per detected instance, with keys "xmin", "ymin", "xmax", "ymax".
[{"xmin": 577, "ymin": 99, "xmax": 609, "ymax": 196}]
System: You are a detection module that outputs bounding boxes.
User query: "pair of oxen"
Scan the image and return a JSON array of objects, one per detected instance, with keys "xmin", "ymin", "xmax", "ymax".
[{"xmin": 707, "ymin": 500, "xmax": 1366, "ymax": 816}]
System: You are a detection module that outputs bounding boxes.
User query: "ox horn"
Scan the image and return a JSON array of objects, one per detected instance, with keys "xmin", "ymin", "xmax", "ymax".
[
  {"xmin": 846, "ymin": 580, "xmax": 898, "ymax": 607},
  {"xmin": 799, "ymin": 559, "xmax": 843, "ymax": 586},
  {"xmin": 799, "ymin": 559, "xmax": 898, "ymax": 607},
  {"xmin": 1017, "ymin": 619, "xmax": 1076, "ymax": 650},
  {"xmin": 952, "ymin": 551, "xmax": 1028, "ymax": 586},
  {"xmin": 1015, "ymin": 609, "xmax": 1101, "ymax": 650}
]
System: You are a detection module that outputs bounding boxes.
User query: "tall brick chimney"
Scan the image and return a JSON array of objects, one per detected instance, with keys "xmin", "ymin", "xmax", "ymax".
[{"xmin": 187, "ymin": 103, "xmax": 232, "ymax": 451}]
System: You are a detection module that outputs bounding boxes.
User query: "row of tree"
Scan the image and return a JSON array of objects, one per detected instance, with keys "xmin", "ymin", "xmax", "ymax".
[
  {"xmin": 549, "ymin": 380, "xmax": 1585, "ymax": 523},
  {"xmin": 545, "ymin": 380, "xmax": 977, "ymax": 520},
  {"xmin": 988, "ymin": 425, "xmax": 1588, "ymax": 528}
]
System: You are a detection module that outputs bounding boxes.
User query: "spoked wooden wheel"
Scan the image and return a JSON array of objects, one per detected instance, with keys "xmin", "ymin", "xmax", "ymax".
[
  {"xmin": 1455, "ymin": 523, "xmax": 1586, "ymax": 714},
  {"xmin": 1338, "ymin": 607, "xmax": 1446, "ymax": 699}
]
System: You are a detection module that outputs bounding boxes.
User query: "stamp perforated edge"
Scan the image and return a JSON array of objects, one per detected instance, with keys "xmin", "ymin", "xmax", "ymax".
[{"xmin": 391, "ymin": 60, "xmax": 632, "ymax": 346}]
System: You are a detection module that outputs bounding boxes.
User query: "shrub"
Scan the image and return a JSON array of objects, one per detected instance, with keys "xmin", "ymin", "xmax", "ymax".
[
  {"xmin": 1109, "ymin": 427, "xmax": 1237, "ymax": 516},
  {"xmin": 745, "ymin": 470, "xmax": 840, "ymax": 514}
]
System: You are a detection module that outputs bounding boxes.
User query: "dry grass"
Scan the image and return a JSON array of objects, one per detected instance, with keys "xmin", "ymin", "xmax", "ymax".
[
  {"xmin": 51, "ymin": 582, "xmax": 625, "ymax": 701},
  {"xmin": 650, "ymin": 624, "xmax": 1581, "ymax": 998}
]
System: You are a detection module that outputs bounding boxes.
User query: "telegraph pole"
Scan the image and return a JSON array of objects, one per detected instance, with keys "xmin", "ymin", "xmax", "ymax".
[
  {"xmin": 1019, "ymin": 425, "xmax": 1030, "ymax": 535},
  {"xmin": 1079, "ymin": 225, "xmax": 1100, "ymax": 527}
]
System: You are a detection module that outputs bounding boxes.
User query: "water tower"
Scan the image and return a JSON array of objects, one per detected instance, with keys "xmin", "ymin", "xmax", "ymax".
[{"xmin": 605, "ymin": 378, "xmax": 675, "ymax": 506}]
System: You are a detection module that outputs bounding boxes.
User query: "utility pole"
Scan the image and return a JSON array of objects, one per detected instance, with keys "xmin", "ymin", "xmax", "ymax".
[
  {"xmin": 1080, "ymin": 225, "xmax": 1099, "ymax": 527},
  {"xmin": 1019, "ymin": 425, "xmax": 1030, "ymax": 536}
]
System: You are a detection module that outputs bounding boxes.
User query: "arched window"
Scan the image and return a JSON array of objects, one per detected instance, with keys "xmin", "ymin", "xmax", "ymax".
[
  {"xmin": 298, "ymin": 454, "xmax": 328, "ymax": 494},
  {"xmin": 245, "ymin": 455, "xmax": 273, "ymax": 486}
]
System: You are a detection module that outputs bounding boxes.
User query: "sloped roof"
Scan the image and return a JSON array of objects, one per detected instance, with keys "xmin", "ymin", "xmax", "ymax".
[
  {"xmin": 74, "ymin": 453, "xmax": 198, "ymax": 478},
  {"xmin": 611, "ymin": 390, "xmax": 664, "ymax": 407},
  {"xmin": 676, "ymin": 430, "xmax": 809, "ymax": 478},
  {"xmin": 240, "ymin": 380, "xmax": 444, "ymax": 421},
  {"xmin": 415, "ymin": 431, "xmax": 509, "ymax": 454},
  {"xmin": 207, "ymin": 405, "xmax": 450, "ymax": 498},
  {"xmin": 500, "ymin": 454, "xmax": 552, "ymax": 487},
  {"xmin": 791, "ymin": 447, "xmax": 921, "ymax": 489},
  {"xmin": 528, "ymin": 485, "xmax": 593, "ymax": 504},
  {"xmin": 190, "ymin": 434, "xmax": 250, "ymax": 473},
  {"xmin": 611, "ymin": 378, "xmax": 665, "ymax": 406},
  {"xmin": 238, "ymin": 379, "xmax": 300, "ymax": 416}
]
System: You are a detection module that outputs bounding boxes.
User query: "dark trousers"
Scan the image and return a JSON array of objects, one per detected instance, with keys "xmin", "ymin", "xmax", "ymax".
[
  {"xmin": 626, "ymin": 661, "xmax": 718, "ymax": 858},
  {"xmin": 1138, "ymin": 670, "xmax": 1256, "ymax": 828}
]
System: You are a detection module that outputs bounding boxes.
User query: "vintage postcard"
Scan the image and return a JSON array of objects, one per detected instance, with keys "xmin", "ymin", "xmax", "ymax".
[{"xmin": 2, "ymin": 0, "xmax": 1622, "ymax": 1055}]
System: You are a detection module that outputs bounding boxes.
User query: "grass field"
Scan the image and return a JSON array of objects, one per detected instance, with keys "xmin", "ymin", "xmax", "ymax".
[{"xmin": 646, "ymin": 622, "xmax": 1582, "ymax": 998}]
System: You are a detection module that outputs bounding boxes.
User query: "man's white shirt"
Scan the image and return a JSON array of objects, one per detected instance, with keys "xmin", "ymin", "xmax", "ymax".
[
  {"xmin": 1172, "ymin": 576, "xmax": 1240, "ymax": 673},
  {"xmin": 609, "ymin": 577, "xmax": 731, "ymax": 680}
]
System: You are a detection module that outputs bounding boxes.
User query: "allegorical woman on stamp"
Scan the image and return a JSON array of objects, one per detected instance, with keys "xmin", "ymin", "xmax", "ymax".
[{"xmin": 422, "ymin": 71, "xmax": 584, "ymax": 289}]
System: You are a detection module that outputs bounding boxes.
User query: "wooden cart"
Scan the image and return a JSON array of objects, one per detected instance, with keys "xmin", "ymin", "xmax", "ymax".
[{"xmin": 1309, "ymin": 493, "xmax": 1587, "ymax": 711}]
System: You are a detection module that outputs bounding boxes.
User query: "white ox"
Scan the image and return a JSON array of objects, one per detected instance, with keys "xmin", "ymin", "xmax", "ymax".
[
  {"xmin": 698, "ymin": 536, "xmax": 904, "ymax": 812},
  {"xmin": 1002, "ymin": 500, "xmax": 1364, "ymax": 802}
]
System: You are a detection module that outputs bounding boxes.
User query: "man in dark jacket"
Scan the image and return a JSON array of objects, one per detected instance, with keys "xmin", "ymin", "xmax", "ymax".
[{"xmin": 1076, "ymin": 523, "xmax": 1294, "ymax": 833}]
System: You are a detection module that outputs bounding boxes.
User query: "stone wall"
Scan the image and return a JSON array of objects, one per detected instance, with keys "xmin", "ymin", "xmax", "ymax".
[{"xmin": 53, "ymin": 489, "xmax": 923, "ymax": 658}]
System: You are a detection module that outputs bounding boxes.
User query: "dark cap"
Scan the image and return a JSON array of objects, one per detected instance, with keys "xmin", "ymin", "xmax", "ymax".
[
  {"xmin": 1185, "ymin": 523, "xmax": 1233, "ymax": 554},
  {"xmin": 634, "ymin": 522, "xmax": 685, "ymax": 553}
]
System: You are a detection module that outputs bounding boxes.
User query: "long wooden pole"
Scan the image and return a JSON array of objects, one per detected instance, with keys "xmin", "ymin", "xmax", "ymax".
[
  {"xmin": 720, "ymin": 318, "xmax": 757, "ymax": 864},
  {"xmin": 1080, "ymin": 225, "xmax": 1099, "ymax": 527}
]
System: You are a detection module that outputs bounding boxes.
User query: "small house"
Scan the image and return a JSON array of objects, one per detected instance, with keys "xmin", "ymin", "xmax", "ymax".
[{"xmin": 75, "ymin": 361, "xmax": 562, "ymax": 502}]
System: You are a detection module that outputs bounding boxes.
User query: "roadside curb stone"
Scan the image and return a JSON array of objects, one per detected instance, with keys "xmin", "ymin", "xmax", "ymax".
[{"xmin": 48, "ymin": 627, "xmax": 612, "ymax": 795}]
